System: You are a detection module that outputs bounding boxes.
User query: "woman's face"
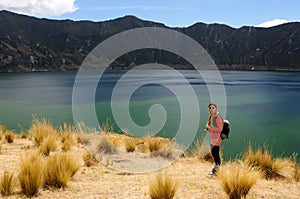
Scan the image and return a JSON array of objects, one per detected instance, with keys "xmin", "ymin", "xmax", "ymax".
[{"xmin": 208, "ymin": 105, "xmax": 217, "ymax": 115}]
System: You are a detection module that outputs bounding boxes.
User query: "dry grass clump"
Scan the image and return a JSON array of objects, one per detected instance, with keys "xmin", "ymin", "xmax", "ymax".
[
  {"xmin": 217, "ymin": 162, "xmax": 262, "ymax": 199},
  {"xmin": 61, "ymin": 140, "xmax": 71, "ymax": 152},
  {"xmin": 77, "ymin": 133, "xmax": 93, "ymax": 145},
  {"xmin": 291, "ymin": 153, "xmax": 300, "ymax": 182},
  {"xmin": 18, "ymin": 152, "xmax": 44, "ymax": 197},
  {"xmin": 29, "ymin": 117, "xmax": 58, "ymax": 146},
  {"xmin": 44, "ymin": 153, "xmax": 81, "ymax": 188},
  {"xmin": 124, "ymin": 137, "xmax": 137, "ymax": 152},
  {"xmin": 83, "ymin": 150, "xmax": 98, "ymax": 167},
  {"xmin": 39, "ymin": 136, "xmax": 57, "ymax": 156},
  {"xmin": 59, "ymin": 124, "xmax": 77, "ymax": 152},
  {"xmin": 243, "ymin": 144, "xmax": 293, "ymax": 180},
  {"xmin": 101, "ymin": 118, "xmax": 114, "ymax": 134},
  {"xmin": 4, "ymin": 131, "xmax": 15, "ymax": 143},
  {"xmin": 191, "ymin": 135, "xmax": 224, "ymax": 163},
  {"xmin": 151, "ymin": 143, "xmax": 178, "ymax": 160},
  {"xmin": 136, "ymin": 143, "xmax": 149, "ymax": 153},
  {"xmin": 191, "ymin": 137, "xmax": 214, "ymax": 163},
  {"xmin": 148, "ymin": 173, "xmax": 179, "ymax": 199},
  {"xmin": 146, "ymin": 137, "xmax": 166, "ymax": 153},
  {"xmin": 59, "ymin": 123, "xmax": 76, "ymax": 144},
  {"xmin": 294, "ymin": 163, "xmax": 300, "ymax": 182},
  {"xmin": 76, "ymin": 122, "xmax": 97, "ymax": 145},
  {"xmin": 20, "ymin": 132, "xmax": 27, "ymax": 139},
  {"xmin": 97, "ymin": 135, "xmax": 117, "ymax": 154},
  {"xmin": 0, "ymin": 124, "xmax": 7, "ymax": 134},
  {"xmin": 0, "ymin": 171, "xmax": 15, "ymax": 196}
]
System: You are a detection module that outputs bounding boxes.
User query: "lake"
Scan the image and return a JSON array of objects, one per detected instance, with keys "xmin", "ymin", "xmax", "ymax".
[{"xmin": 0, "ymin": 70, "xmax": 299, "ymax": 161}]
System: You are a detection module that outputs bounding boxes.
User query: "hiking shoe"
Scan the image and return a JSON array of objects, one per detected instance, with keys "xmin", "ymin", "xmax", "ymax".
[{"xmin": 208, "ymin": 169, "xmax": 216, "ymax": 175}]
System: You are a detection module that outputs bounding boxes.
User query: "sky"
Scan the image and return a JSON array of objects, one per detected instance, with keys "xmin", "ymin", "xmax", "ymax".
[{"xmin": 0, "ymin": 0, "xmax": 300, "ymax": 28}]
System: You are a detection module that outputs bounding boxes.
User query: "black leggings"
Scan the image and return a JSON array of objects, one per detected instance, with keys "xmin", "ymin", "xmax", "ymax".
[{"xmin": 211, "ymin": 145, "xmax": 221, "ymax": 166}]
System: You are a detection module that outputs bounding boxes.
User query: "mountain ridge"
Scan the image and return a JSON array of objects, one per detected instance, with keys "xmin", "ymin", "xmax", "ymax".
[{"xmin": 0, "ymin": 10, "xmax": 300, "ymax": 72}]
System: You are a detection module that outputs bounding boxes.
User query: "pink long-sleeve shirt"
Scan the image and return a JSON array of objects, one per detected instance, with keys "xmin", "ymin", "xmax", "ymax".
[{"xmin": 208, "ymin": 114, "xmax": 223, "ymax": 146}]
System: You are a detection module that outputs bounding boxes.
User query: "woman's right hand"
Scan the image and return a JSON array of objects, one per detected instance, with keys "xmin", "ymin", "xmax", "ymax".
[{"xmin": 205, "ymin": 123, "xmax": 209, "ymax": 131}]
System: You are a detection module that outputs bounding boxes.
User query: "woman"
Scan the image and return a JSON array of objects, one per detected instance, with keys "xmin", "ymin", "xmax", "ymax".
[{"xmin": 205, "ymin": 102, "xmax": 223, "ymax": 175}]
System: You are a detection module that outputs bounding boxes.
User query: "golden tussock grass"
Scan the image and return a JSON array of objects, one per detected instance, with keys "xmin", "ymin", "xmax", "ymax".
[
  {"xmin": 294, "ymin": 163, "xmax": 300, "ymax": 182},
  {"xmin": 191, "ymin": 136, "xmax": 224, "ymax": 163},
  {"xmin": 76, "ymin": 122, "xmax": 97, "ymax": 145},
  {"xmin": 151, "ymin": 143, "xmax": 178, "ymax": 160},
  {"xmin": 148, "ymin": 173, "xmax": 179, "ymax": 199},
  {"xmin": 77, "ymin": 133, "xmax": 93, "ymax": 145},
  {"xmin": 243, "ymin": 144, "xmax": 294, "ymax": 180},
  {"xmin": 97, "ymin": 135, "xmax": 117, "ymax": 154},
  {"xmin": 18, "ymin": 152, "xmax": 44, "ymax": 197},
  {"xmin": 44, "ymin": 153, "xmax": 81, "ymax": 188},
  {"xmin": 291, "ymin": 153, "xmax": 300, "ymax": 182},
  {"xmin": 20, "ymin": 132, "xmax": 27, "ymax": 139},
  {"xmin": 101, "ymin": 118, "xmax": 114, "ymax": 134},
  {"xmin": 29, "ymin": 117, "xmax": 58, "ymax": 146},
  {"xmin": 59, "ymin": 123, "xmax": 76, "ymax": 144},
  {"xmin": 135, "ymin": 143, "xmax": 149, "ymax": 153},
  {"xmin": 4, "ymin": 131, "xmax": 15, "ymax": 143},
  {"xmin": 191, "ymin": 137, "xmax": 214, "ymax": 163},
  {"xmin": 82, "ymin": 150, "xmax": 98, "ymax": 167},
  {"xmin": 61, "ymin": 140, "xmax": 72, "ymax": 152},
  {"xmin": 124, "ymin": 137, "xmax": 137, "ymax": 152},
  {"xmin": 0, "ymin": 171, "xmax": 15, "ymax": 196},
  {"xmin": 217, "ymin": 162, "xmax": 262, "ymax": 199},
  {"xmin": 39, "ymin": 136, "xmax": 57, "ymax": 156},
  {"xmin": 0, "ymin": 124, "xmax": 7, "ymax": 134},
  {"xmin": 146, "ymin": 137, "xmax": 166, "ymax": 153}
]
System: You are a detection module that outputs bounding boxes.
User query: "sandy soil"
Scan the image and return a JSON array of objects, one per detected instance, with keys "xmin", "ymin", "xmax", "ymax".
[{"xmin": 0, "ymin": 138, "xmax": 299, "ymax": 199}]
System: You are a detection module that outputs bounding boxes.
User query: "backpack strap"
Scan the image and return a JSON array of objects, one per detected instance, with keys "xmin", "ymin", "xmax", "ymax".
[{"xmin": 212, "ymin": 114, "xmax": 223, "ymax": 127}]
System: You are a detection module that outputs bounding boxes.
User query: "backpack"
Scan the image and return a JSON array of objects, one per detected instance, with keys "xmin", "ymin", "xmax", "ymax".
[{"xmin": 220, "ymin": 119, "xmax": 230, "ymax": 140}]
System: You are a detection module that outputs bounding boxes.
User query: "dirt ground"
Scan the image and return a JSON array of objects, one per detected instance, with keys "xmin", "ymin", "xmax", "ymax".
[{"xmin": 0, "ymin": 138, "xmax": 299, "ymax": 199}]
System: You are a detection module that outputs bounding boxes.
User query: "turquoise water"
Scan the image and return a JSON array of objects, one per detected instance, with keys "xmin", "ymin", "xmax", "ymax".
[{"xmin": 0, "ymin": 70, "xmax": 299, "ymax": 161}]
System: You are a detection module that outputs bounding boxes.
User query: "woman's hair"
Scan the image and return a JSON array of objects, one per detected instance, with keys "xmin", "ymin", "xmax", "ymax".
[
  {"xmin": 208, "ymin": 103, "xmax": 218, "ymax": 125},
  {"xmin": 208, "ymin": 102, "xmax": 217, "ymax": 108}
]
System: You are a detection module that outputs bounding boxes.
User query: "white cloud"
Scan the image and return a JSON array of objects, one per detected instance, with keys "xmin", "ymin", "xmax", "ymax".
[
  {"xmin": 0, "ymin": 0, "xmax": 78, "ymax": 16},
  {"xmin": 255, "ymin": 19, "xmax": 292, "ymax": 28}
]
